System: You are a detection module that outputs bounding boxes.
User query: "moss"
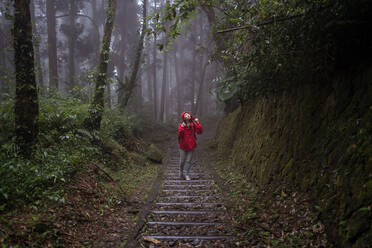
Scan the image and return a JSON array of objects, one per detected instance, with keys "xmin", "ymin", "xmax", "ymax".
[
  {"xmin": 353, "ymin": 230, "xmax": 372, "ymax": 248},
  {"xmin": 360, "ymin": 180, "xmax": 372, "ymax": 204},
  {"xmin": 213, "ymin": 69, "xmax": 372, "ymax": 245},
  {"xmin": 128, "ymin": 152, "xmax": 147, "ymax": 166},
  {"xmin": 215, "ymin": 106, "xmax": 241, "ymax": 156},
  {"xmin": 282, "ymin": 158, "xmax": 294, "ymax": 178},
  {"xmin": 102, "ymin": 138, "xmax": 128, "ymax": 168},
  {"xmin": 145, "ymin": 143, "xmax": 163, "ymax": 163},
  {"xmin": 345, "ymin": 208, "xmax": 372, "ymax": 243}
]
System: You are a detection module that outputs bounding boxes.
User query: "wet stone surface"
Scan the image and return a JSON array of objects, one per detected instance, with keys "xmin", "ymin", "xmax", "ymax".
[{"xmin": 138, "ymin": 151, "xmax": 236, "ymax": 247}]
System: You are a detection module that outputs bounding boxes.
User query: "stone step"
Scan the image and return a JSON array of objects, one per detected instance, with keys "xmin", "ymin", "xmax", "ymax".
[
  {"xmin": 158, "ymin": 195, "xmax": 221, "ymax": 203},
  {"xmin": 148, "ymin": 213, "xmax": 228, "ymax": 223},
  {"xmin": 143, "ymin": 235, "xmax": 231, "ymax": 240},
  {"xmin": 161, "ymin": 190, "xmax": 219, "ymax": 197},
  {"xmin": 162, "ymin": 189, "xmax": 217, "ymax": 193},
  {"xmin": 164, "ymin": 176, "xmax": 212, "ymax": 180},
  {"xmin": 152, "ymin": 210, "xmax": 224, "ymax": 215},
  {"xmin": 156, "ymin": 202, "xmax": 222, "ymax": 206},
  {"xmin": 163, "ymin": 179, "xmax": 213, "ymax": 183},
  {"xmin": 167, "ymin": 170, "xmax": 205, "ymax": 173},
  {"xmin": 144, "ymin": 225, "xmax": 230, "ymax": 236},
  {"xmin": 154, "ymin": 204, "xmax": 225, "ymax": 211},
  {"xmin": 162, "ymin": 185, "xmax": 215, "ymax": 190},
  {"xmin": 147, "ymin": 221, "xmax": 227, "ymax": 226}
]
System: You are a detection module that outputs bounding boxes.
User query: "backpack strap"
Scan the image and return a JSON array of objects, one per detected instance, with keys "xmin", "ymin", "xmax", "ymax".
[{"xmin": 192, "ymin": 122, "xmax": 197, "ymax": 140}]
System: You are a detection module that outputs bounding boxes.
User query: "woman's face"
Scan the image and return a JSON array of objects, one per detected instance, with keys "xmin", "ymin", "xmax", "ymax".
[{"xmin": 184, "ymin": 113, "xmax": 191, "ymax": 121}]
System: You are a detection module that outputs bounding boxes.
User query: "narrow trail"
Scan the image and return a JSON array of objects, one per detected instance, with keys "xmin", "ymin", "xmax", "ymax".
[
  {"xmin": 125, "ymin": 125, "xmax": 238, "ymax": 247},
  {"xmin": 139, "ymin": 148, "xmax": 233, "ymax": 247}
]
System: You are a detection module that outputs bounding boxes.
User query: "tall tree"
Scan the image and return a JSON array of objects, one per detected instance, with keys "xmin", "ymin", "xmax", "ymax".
[
  {"xmin": 159, "ymin": 38, "xmax": 168, "ymax": 121},
  {"xmin": 91, "ymin": 0, "xmax": 100, "ymax": 63},
  {"xmin": 30, "ymin": 0, "xmax": 44, "ymax": 90},
  {"xmin": 146, "ymin": 40, "xmax": 153, "ymax": 104},
  {"xmin": 116, "ymin": 2, "xmax": 128, "ymax": 107},
  {"xmin": 14, "ymin": 0, "xmax": 39, "ymax": 157},
  {"xmin": 190, "ymin": 24, "xmax": 196, "ymax": 113},
  {"xmin": 46, "ymin": 0, "xmax": 58, "ymax": 90},
  {"xmin": 121, "ymin": 0, "xmax": 147, "ymax": 107},
  {"xmin": 173, "ymin": 41, "xmax": 181, "ymax": 115},
  {"xmin": 67, "ymin": 0, "xmax": 77, "ymax": 89},
  {"xmin": 152, "ymin": 0, "xmax": 158, "ymax": 119},
  {"xmin": 88, "ymin": 0, "xmax": 117, "ymax": 130},
  {"xmin": 195, "ymin": 14, "xmax": 208, "ymax": 116},
  {"xmin": 159, "ymin": 0, "xmax": 169, "ymax": 122}
]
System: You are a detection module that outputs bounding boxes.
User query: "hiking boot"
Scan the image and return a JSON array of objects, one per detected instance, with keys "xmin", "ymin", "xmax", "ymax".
[{"xmin": 185, "ymin": 175, "xmax": 191, "ymax": 181}]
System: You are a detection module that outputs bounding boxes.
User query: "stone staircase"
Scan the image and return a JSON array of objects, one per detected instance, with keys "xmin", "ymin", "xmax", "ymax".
[{"xmin": 140, "ymin": 150, "xmax": 234, "ymax": 247}]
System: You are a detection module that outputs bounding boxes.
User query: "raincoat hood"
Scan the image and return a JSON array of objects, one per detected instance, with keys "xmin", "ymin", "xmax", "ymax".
[{"xmin": 181, "ymin": 112, "xmax": 189, "ymax": 120}]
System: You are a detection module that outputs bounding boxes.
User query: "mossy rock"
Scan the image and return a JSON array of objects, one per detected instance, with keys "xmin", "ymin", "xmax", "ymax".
[
  {"xmin": 145, "ymin": 143, "xmax": 163, "ymax": 163},
  {"xmin": 103, "ymin": 138, "xmax": 128, "ymax": 167},
  {"xmin": 128, "ymin": 152, "xmax": 147, "ymax": 166}
]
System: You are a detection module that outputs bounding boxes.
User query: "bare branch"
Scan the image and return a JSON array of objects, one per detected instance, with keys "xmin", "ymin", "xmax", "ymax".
[{"xmin": 217, "ymin": 14, "xmax": 304, "ymax": 34}]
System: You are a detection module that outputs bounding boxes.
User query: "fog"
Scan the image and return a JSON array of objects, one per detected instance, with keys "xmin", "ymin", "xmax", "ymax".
[{"xmin": 0, "ymin": 0, "xmax": 223, "ymax": 122}]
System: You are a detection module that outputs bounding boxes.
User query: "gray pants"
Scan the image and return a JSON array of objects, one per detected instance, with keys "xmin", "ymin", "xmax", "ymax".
[{"xmin": 179, "ymin": 149, "xmax": 194, "ymax": 177}]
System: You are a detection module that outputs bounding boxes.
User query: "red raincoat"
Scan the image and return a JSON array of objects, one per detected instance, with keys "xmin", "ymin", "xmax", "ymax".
[{"xmin": 178, "ymin": 112, "xmax": 203, "ymax": 151}]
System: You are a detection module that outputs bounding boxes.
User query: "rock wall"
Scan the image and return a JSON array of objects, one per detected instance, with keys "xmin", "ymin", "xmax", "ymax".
[{"xmin": 214, "ymin": 68, "xmax": 372, "ymax": 247}]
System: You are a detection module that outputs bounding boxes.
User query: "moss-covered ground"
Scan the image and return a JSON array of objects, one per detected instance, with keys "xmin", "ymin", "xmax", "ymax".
[
  {"xmin": 211, "ymin": 67, "xmax": 372, "ymax": 247},
  {"xmin": 208, "ymin": 148, "xmax": 330, "ymax": 247}
]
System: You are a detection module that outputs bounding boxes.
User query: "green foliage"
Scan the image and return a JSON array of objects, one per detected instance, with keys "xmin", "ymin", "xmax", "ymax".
[
  {"xmin": 0, "ymin": 92, "xmax": 100, "ymax": 210},
  {"xmin": 101, "ymin": 109, "xmax": 134, "ymax": 148},
  {"xmin": 0, "ymin": 94, "xmax": 15, "ymax": 145},
  {"xmin": 0, "ymin": 91, "xmax": 153, "ymax": 210},
  {"xmin": 153, "ymin": 0, "xmax": 372, "ymax": 101}
]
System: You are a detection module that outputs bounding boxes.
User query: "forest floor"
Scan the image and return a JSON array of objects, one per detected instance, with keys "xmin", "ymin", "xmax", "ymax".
[
  {"xmin": 126, "ymin": 122, "xmax": 330, "ymax": 247},
  {"xmin": 1, "ymin": 122, "xmax": 330, "ymax": 247},
  {"xmin": 200, "ymin": 129, "xmax": 330, "ymax": 247},
  {"xmin": 0, "ymin": 128, "xmax": 172, "ymax": 247}
]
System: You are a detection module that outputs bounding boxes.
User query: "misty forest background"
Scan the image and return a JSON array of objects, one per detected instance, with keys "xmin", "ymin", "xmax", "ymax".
[
  {"xmin": 1, "ymin": 0, "xmax": 221, "ymax": 204},
  {"xmin": 0, "ymin": 0, "xmax": 371, "ymax": 247}
]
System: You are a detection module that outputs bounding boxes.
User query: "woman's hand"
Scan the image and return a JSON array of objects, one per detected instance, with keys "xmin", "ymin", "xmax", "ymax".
[
  {"xmin": 194, "ymin": 118, "xmax": 199, "ymax": 123},
  {"xmin": 181, "ymin": 122, "xmax": 186, "ymax": 127}
]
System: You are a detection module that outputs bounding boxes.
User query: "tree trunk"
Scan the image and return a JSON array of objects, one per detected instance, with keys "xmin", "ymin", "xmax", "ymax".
[
  {"xmin": 46, "ymin": 0, "xmax": 58, "ymax": 90},
  {"xmin": 195, "ymin": 60, "xmax": 208, "ymax": 116},
  {"xmin": 105, "ymin": 61, "xmax": 114, "ymax": 109},
  {"xmin": 159, "ymin": 34, "xmax": 168, "ymax": 122},
  {"xmin": 30, "ymin": 0, "xmax": 44, "ymax": 91},
  {"xmin": 14, "ymin": 0, "xmax": 39, "ymax": 157},
  {"xmin": 152, "ymin": 29, "xmax": 158, "ymax": 120},
  {"xmin": 116, "ymin": 4, "xmax": 127, "ymax": 108},
  {"xmin": 0, "ymin": 27, "xmax": 4, "ymax": 96},
  {"xmin": 190, "ymin": 48, "xmax": 196, "ymax": 113},
  {"xmin": 88, "ymin": 0, "xmax": 117, "ymax": 130},
  {"xmin": 68, "ymin": 0, "xmax": 76, "ymax": 90},
  {"xmin": 91, "ymin": 0, "xmax": 100, "ymax": 63},
  {"xmin": 190, "ymin": 19, "xmax": 197, "ymax": 113},
  {"xmin": 146, "ymin": 40, "xmax": 153, "ymax": 104},
  {"xmin": 152, "ymin": 0, "xmax": 159, "ymax": 120},
  {"xmin": 121, "ymin": 0, "xmax": 147, "ymax": 107},
  {"xmin": 195, "ymin": 15, "xmax": 207, "ymax": 116},
  {"xmin": 173, "ymin": 42, "xmax": 182, "ymax": 115}
]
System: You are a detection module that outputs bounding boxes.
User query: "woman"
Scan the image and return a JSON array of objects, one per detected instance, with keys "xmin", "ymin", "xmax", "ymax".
[{"xmin": 178, "ymin": 112, "xmax": 203, "ymax": 180}]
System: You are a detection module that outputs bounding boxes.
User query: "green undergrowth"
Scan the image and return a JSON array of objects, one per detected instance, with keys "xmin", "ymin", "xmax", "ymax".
[
  {"xmin": 0, "ymin": 92, "xmax": 167, "ymax": 247},
  {"xmin": 104, "ymin": 160, "xmax": 161, "ymax": 202},
  {"xmin": 0, "ymin": 93, "xmax": 97, "ymax": 210},
  {"xmin": 209, "ymin": 148, "xmax": 330, "ymax": 247},
  {"xmin": 0, "ymin": 92, "xmax": 163, "ymax": 210}
]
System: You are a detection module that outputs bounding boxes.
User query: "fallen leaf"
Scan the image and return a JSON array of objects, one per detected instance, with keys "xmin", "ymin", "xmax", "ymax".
[{"xmin": 143, "ymin": 237, "xmax": 161, "ymax": 244}]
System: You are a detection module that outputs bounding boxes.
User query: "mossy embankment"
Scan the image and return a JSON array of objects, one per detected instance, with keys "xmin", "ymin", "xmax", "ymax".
[{"xmin": 213, "ymin": 68, "xmax": 372, "ymax": 247}]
